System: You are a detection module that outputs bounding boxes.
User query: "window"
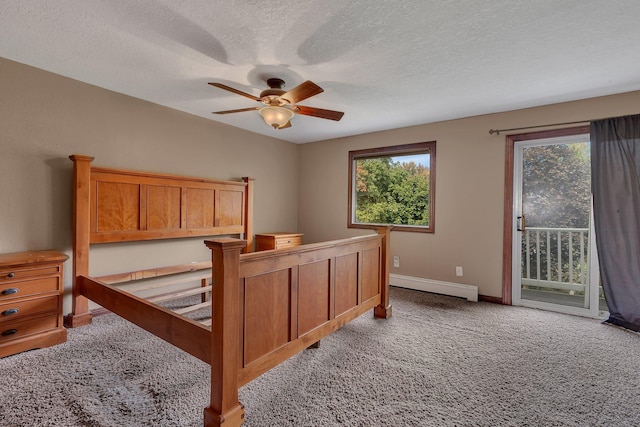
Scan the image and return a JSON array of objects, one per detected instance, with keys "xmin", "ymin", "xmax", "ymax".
[{"xmin": 348, "ymin": 141, "xmax": 436, "ymax": 233}]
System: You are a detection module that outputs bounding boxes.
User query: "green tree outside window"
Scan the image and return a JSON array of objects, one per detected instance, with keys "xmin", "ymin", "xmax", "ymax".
[{"xmin": 349, "ymin": 141, "xmax": 436, "ymax": 233}]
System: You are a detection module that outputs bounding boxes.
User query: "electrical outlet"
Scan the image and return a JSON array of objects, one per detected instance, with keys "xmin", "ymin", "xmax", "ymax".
[
  {"xmin": 456, "ymin": 266, "xmax": 463, "ymax": 276},
  {"xmin": 393, "ymin": 256, "xmax": 400, "ymax": 268}
]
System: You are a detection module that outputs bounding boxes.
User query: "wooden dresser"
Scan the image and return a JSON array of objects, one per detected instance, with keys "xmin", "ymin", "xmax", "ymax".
[
  {"xmin": 255, "ymin": 232, "xmax": 303, "ymax": 251},
  {"xmin": 0, "ymin": 250, "xmax": 68, "ymax": 358}
]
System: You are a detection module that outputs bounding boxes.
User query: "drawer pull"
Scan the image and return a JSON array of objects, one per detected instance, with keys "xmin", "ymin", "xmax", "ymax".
[
  {"xmin": 1, "ymin": 329, "xmax": 18, "ymax": 337},
  {"xmin": 7, "ymin": 272, "xmax": 14, "ymax": 278},
  {"xmin": 1, "ymin": 288, "xmax": 19, "ymax": 296},
  {"xmin": 2, "ymin": 308, "xmax": 19, "ymax": 316}
]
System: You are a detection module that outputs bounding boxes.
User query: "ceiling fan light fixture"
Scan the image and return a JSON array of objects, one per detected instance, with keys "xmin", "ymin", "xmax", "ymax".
[
  {"xmin": 210, "ymin": 79, "xmax": 343, "ymax": 129},
  {"xmin": 258, "ymin": 106, "xmax": 294, "ymax": 129}
]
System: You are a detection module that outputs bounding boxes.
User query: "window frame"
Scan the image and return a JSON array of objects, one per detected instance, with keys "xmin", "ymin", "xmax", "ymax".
[{"xmin": 348, "ymin": 141, "xmax": 436, "ymax": 233}]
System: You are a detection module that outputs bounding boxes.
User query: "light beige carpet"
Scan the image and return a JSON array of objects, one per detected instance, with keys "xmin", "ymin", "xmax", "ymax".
[{"xmin": 1, "ymin": 287, "xmax": 639, "ymax": 426}]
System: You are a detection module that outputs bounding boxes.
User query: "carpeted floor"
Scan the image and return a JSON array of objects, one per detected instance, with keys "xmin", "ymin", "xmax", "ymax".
[{"xmin": 1, "ymin": 287, "xmax": 639, "ymax": 426}]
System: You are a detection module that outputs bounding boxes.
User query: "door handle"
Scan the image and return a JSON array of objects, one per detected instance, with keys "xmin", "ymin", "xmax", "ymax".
[{"xmin": 517, "ymin": 214, "xmax": 526, "ymax": 234}]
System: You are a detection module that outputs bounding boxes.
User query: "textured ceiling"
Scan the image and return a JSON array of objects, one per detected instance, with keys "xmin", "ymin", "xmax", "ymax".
[{"xmin": 2, "ymin": 1, "xmax": 640, "ymax": 143}]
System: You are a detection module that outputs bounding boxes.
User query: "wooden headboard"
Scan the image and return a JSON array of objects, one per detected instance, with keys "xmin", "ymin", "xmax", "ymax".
[{"xmin": 66, "ymin": 155, "xmax": 254, "ymax": 326}]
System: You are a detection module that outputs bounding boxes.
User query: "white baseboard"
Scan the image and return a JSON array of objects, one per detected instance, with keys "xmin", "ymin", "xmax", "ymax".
[{"xmin": 390, "ymin": 274, "xmax": 478, "ymax": 302}]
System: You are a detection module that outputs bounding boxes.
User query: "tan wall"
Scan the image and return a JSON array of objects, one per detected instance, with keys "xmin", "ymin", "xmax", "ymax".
[
  {"xmin": 3, "ymin": 54, "xmax": 639, "ymax": 306},
  {"xmin": 298, "ymin": 90, "xmax": 640, "ymax": 298},
  {"xmin": 0, "ymin": 57, "xmax": 299, "ymax": 313}
]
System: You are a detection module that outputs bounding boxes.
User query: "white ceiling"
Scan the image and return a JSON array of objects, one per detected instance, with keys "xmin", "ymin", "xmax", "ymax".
[{"xmin": 2, "ymin": 1, "xmax": 640, "ymax": 144}]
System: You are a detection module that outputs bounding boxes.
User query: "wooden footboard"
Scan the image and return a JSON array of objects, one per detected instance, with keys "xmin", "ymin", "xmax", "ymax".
[
  {"xmin": 73, "ymin": 227, "xmax": 390, "ymax": 426},
  {"xmin": 204, "ymin": 227, "xmax": 391, "ymax": 426}
]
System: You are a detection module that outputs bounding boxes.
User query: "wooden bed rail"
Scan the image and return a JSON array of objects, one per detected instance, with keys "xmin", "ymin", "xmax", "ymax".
[
  {"xmin": 77, "ymin": 275, "xmax": 211, "ymax": 363},
  {"xmin": 203, "ymin": 227, "xmax": 392, "ymax": 426},
  {"xmin": 95, "ymin": 261, "xmax": 212, "ymax": 285}
]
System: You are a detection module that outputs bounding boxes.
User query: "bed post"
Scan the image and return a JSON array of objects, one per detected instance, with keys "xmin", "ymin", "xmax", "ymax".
[
  {"xmin": 242, "ymin": 177, "xmax": 255, "ymax": 253},
  {"xmin": 64, "ymin": 154, "xmax": 95, "ymax": 328},
  {"xmin": 203, "ymin": 238, "xmax": 247, "ymax": 427},
  {"xmin": 374, "ymin": 226, "xmax": 392, "ymax": 319}
]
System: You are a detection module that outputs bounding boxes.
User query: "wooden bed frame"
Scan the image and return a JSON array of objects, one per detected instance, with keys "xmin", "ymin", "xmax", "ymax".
[{"xmin": 65, "ymin": 155, "xmax": 392, "ymax": 426}]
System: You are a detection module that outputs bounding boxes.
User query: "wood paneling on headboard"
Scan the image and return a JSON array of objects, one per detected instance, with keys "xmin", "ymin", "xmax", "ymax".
[{"xmin": 89, "ymin": 167, "xmax": 247, "ymax": 243}]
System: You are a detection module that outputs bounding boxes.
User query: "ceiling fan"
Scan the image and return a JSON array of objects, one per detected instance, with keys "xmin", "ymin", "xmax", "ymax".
[{"xmin": 209, "ymin": 78, "xmax": 344, "ymax": 130}]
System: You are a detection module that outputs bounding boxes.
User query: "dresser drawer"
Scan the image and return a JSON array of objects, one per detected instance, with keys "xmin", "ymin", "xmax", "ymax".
[
  {"xmin": 0, "ymin": 295, "xmax": 59, "ymax": 322},
  {"xmin": 0, "ymin": 276, "xmax": 60, "ymax": 301},
  {"xmin": 0, "ymin": 314, "xmax": 60, "ymax": 344},
  {"xmin": 0, "ymin": 265, "xmax": 60, "ymax": 281},
  {"xmin": 0, "ymin": 250, "xmax": 67, "ymax": 356},
  {"xmin": 274, "ymin": 235, "xmax": 302, "ymax": 249},
  {"xmin": 255, "ymin": 233, "xmax": 303, "ymax": 251}
]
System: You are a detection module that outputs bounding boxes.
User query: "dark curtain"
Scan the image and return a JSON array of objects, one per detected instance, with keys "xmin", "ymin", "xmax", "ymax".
[{"xmin": 590, "ymin": 114, "xmax": 640, "ymax": 332}]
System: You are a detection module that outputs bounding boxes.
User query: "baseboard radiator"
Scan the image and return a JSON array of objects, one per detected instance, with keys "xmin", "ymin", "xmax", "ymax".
[{"xmin": 390, "ymin": 274, "xmax": 478, "ymax": 302}]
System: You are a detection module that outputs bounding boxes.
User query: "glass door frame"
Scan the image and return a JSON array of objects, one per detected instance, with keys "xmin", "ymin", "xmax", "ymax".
[
  {"xmin": 500, "ymin": 125, "xmax": 606, "ymax": 318},
  {"xmin": 511, "ymin": 134, "xmax": 604, "ymax": 318}
]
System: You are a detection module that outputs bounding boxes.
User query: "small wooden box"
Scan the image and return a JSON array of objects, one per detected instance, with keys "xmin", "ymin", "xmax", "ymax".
[
  {"xmin": 0, "ymin": 250, "xmax": 68, "ymax": 358},
  {"xmin": 255, "ymin": 233, "xmax": 303, "ymax": 251}
]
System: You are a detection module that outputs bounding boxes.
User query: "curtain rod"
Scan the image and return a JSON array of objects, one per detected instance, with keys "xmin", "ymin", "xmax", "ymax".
[
  {"xmin": 488, "ymin": 120, "xmax": 590, "ymax": 135},
  {"xmin": 489, "ymin": 113, "xmax": 640, "ymax": 135}
]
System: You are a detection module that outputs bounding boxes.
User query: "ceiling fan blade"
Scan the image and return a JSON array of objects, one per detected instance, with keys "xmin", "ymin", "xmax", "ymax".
[
  {"xmin": 212, "ymin": 107, "xmax": 260, "ymax": 114},
  {"xmin": 294, "ymin": 105, "xmax": 344, "ymax": 121},
  {"xmin": 280, "ymin": 80, "xmax": 324, "ymax": 104},
  {"xmin": 208, "ymin": 83, "xmax": 261, "ymax": 102}
]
